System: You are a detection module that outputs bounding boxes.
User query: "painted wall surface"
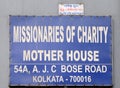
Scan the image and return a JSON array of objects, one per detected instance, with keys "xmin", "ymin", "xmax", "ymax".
[{"xmin": 0, "ymin": 0, "xmax": 119, "ymax": 88}]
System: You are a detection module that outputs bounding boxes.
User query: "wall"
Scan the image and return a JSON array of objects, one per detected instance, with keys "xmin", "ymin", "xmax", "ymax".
[{"xmin": 0, "ymin": 0, "xmax": 119, "ymax": 88}]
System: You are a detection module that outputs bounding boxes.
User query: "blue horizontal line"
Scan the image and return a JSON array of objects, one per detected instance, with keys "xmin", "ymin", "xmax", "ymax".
[{"xmin": 11, "ymin": 63, "xmax": 112, "ymax": 65}]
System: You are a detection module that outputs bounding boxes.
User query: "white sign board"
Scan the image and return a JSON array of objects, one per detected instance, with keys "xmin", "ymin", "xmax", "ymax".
[{"xmin": 59, "ymin": 4, "xmax": 84, "ymax": 15}]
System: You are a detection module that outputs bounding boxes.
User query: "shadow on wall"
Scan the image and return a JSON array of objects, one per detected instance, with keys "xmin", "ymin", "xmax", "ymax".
[{"xmin": 9, "ymin": 86, "xmax": 112, "ymax": 88}]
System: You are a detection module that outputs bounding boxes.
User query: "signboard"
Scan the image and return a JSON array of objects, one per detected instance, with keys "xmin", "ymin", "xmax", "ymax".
[
  {"xmin": 59, "ymin": 4, "xmax": 84, "ymax": 15},
  {"xmin": 10, "ymin": 16, "xmax": 112, "ymax": 86}
]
